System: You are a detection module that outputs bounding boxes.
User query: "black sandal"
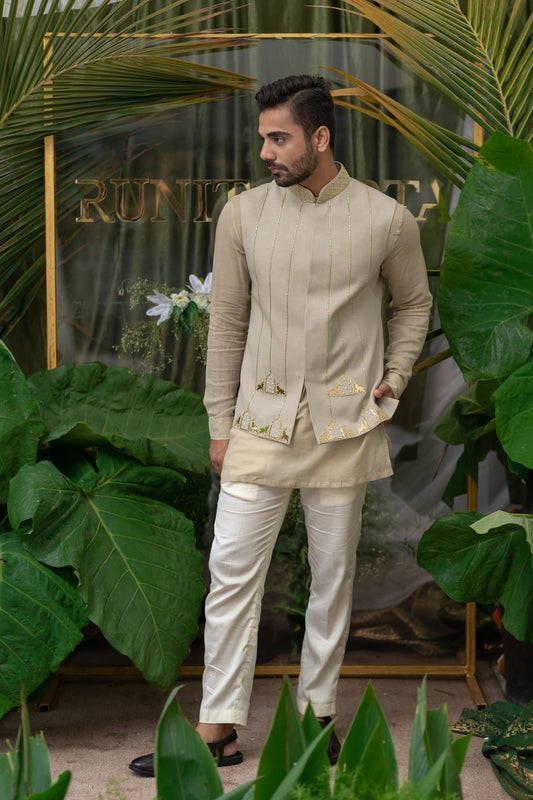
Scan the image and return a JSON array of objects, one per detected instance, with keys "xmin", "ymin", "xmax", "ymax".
[
  {"xmin": 129, "ymin": 730, "xmax": 243, "ymax": 776},
  {"xmin": 319, "ymin": 716, "xmax": 341, "ymax": 765},
  {"xmin": 207, "ymin": 728, "xmax": 243, "ymax": 766}
]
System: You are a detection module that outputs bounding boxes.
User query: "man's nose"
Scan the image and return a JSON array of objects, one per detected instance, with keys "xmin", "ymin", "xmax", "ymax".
[{"xmin": 260, "ymin": 140, "xmax": 274, "ymax": 161}]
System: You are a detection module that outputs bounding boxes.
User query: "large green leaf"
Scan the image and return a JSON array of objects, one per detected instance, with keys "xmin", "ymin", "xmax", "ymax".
[
  {"xmin": 417, "ymin": 511, "xmax": 533, "ymax": 642},
  {"xmin": 29, "ymin": 362, "xmax": 210, "ymax": 474},
  {"xmin": 8, "ymin": 450, "xmax": 205, "ymax": 689},
  {"xmin": 0, "ymin": 531, "xmax": 87, "ymax": 719},
  {"xmin": 433, "ymin": 380, "xmax": 499, "ymax": 446},
  {"xmin": 432, "ymin": 379, "xmax": 504, "ymax": 503},
  {"xmin": 0, "ymin": 341, "xmax": 45, "ymax": 502},
  {"xmin": 437, "ymin": 133, "xmax": 533, "ymax": 380},
  {"xmin": 492, "ymin": 357, "xmax": 533, "ymax": 470}
]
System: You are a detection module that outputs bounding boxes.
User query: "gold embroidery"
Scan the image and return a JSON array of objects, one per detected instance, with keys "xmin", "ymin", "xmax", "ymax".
[
  {"xmin": 234, "ymin": 413, "xmax": 288, "ymax": 442},
  {"xmin": 328, "ymin": 374, "xmax": 366, "ymax": 398},
  {"xmin": 319, "ymin": 420, "xmax": 356, "ymax": 443},
  {"xmin": 356, "ymin": 407, "xmax": 388, "ymax": 434},
  {"xmin": 257, "ymin": 372, "xmax": 286, "ymax": 396},
  {"xmin": 288, "ymin": 164, "xmax": 350, "ymax": 204},
  {"xmin": 268, "ymin": 418, "xmax": 289, "ymax": 441},
  {"xmin": 235, "ymin": 410, "xmax": 252, "ymax": 430}
]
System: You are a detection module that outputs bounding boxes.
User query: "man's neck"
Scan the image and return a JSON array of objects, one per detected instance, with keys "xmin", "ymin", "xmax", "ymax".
[{"xmin": 299, "ymin": 157, "xmax": 339, "ymax": 198}]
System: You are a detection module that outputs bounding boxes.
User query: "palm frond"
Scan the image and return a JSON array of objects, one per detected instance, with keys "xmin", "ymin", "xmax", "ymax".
[
  {"xmin": 331, "ymin": 70, "xmax": 477, "ymax": 187},
  {"xmin": 0, "ymin": 0, "xmax": 253, "ymax": 335},
  {"xmin": 330, "ymin": 0, "xmax": 532, "ymax": 182}
]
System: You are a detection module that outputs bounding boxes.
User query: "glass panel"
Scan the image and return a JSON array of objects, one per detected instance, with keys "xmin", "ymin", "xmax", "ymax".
[
  {"xmin": 55, "ymin": 38, "xmax": 456, "ymax": 384},
  {"xmin": 53, "ymin": 37, "xmax": 503, "ymax": 664}
]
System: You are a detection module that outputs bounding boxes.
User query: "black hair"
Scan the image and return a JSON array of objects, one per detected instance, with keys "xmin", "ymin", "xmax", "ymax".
[{"xmin": 255, "ymin": 74, "xmax": 335, "ymax": 150}]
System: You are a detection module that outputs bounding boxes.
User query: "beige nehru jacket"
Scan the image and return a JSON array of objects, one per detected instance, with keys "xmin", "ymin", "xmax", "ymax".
[{"xmin": 204, "ymin": 164, "xmax": 432, "ymax": 485}]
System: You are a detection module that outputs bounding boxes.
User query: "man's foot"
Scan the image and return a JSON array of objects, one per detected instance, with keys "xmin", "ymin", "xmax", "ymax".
[
  {"xmin": 128, "ymin": 753, "xmax": 155, "ymax": 777},
  {"xmin": 196, "ymin": 722, "xmax": 241, "ymax": 762},
  {"xmin": 128, "ymin": 728, "xmax": 242, "ymax": 777},
  {"xmin": 318, "ymin": 716, "xmax": 341, "ymax": 765},
  {"xmin": 206, "ymin": 728, "xmax": 243, "ymax": 766}
]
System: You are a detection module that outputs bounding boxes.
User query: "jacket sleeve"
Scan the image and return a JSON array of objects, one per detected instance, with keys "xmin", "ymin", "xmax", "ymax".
[
  {"xmin": 204, "ymin": 194, "xmax": 251, "ymax": 439},
  {"xmin": 380, "ymin": 204, "xmax": 433, "ymax": 398}
]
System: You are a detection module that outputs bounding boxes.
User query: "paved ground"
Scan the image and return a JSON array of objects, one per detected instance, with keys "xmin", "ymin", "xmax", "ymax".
[{"xmin": 0, "ymin": 653, "xmax": 510, "ymax": 800}]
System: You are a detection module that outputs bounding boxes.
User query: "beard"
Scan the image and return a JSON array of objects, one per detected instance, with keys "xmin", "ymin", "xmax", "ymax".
[{"xmin": 267, "ymin": 140, "xmax": 318, "ymax": 187}]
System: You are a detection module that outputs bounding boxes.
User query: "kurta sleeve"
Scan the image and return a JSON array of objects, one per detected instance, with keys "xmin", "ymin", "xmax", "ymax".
[
  {"xmin": 204, "ymin": 194, "xmax": 251, "ymax": 439},
  {"xmin": 380, "ymin": 204, "xmax": 433, "ymax": 398}
]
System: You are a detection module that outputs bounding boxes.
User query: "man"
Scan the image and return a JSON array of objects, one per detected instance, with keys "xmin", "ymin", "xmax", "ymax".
[{"xmin": 130, "ymin": 74, "xmax": 432, "ymax": 775}]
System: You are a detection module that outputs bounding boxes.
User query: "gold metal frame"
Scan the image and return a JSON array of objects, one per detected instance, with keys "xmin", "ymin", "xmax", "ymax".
[{"xmin": 44, "ymin": 33, "xmax": 485, "ymax": 709}]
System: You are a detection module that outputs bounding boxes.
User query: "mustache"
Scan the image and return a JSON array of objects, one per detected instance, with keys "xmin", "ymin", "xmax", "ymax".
[{"xmin": 266, "ymin": 161, "xmax": 287, "ymax": 170}]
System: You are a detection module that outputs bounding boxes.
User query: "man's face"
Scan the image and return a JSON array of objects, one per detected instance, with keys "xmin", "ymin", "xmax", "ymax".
[{"xmin": 258, "ymin": 104, "xmax": 318, "ymax": 187}]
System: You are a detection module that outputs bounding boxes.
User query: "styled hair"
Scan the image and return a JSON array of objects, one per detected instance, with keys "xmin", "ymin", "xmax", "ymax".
[{"xmin": 255, "ymin": 74, "xmax": 335, "ymax": 150}]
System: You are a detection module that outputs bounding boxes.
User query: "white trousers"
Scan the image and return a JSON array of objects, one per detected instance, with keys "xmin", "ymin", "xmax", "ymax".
[{"xmin": 199, "ymin": 481, "xmax": 366, "ymax": 725}]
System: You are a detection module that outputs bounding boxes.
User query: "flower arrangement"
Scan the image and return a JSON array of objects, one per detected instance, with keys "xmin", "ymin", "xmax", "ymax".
[
  {"xmin": 146, "ymin": 273, "xmax": 212, "ymax": 335},
  {"xmin": 118, "ymin": 274, "xmax": 212, "ymax": 372}
]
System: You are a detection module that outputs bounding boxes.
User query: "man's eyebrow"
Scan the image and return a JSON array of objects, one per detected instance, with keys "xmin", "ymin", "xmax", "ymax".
[{"xmin": 258, "ymin": 130, "xmax": 291, "ymax": 139}]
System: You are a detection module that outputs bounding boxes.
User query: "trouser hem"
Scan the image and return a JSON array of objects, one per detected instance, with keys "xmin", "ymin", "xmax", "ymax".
[
  {"xmin": 297, "ymin": 700, "xmax": 337, "ymax": 718},
  {"xmin": 198, "ymin": 708, "xmax": 248, "ymax": 726}
]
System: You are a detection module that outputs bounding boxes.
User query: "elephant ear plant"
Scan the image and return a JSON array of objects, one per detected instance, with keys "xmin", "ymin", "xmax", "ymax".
[
  {"xmin": 0, "ymin": 340, "xmax": 210, "ymax": 720},
  {"xmin": 417, "ymin": 134, "xmax": 533, "ymax": 642}
]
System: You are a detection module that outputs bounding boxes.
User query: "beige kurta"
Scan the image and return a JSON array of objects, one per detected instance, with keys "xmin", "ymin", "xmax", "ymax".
[{"xmin": 204, "ymin": 164, "xmax": 432, "ymax": 487}]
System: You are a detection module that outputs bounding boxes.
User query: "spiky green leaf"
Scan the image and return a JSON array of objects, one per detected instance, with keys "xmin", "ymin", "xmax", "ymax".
[
  {"xmin": 155, "ymin": 686, "xmax": 224, "ymax": 800},
  {"xmin": 338, "ymin": 681, "xmax": 398, "ymax": 788}
]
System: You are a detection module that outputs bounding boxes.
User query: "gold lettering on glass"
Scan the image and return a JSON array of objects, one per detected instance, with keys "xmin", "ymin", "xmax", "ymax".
[
  {"xmin": 150, "ymin": 179, "xmax": 189, "ymax": 222},
  {"xmin": 75, "ymin": 179, "xmax": 114, "ymax": 223},
  {"xmin": 110, "ymin": 178, "xmax": 149, "ymax": 223}
]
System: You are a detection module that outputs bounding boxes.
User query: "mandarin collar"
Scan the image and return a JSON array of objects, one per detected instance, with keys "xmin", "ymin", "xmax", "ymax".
[{"xmin": 288, "ymin": 162, "xmax": 350, "ymax": 204}]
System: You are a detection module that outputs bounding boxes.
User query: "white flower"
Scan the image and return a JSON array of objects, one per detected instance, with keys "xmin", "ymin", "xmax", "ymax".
[
  {"xmin": 192, "ymin": 293, "xmax": 210, "ymax": 311},
  {"xmin": 170, "ymin": 290, "xmax": 190, "ymax": 309},
  {"xmin": 188, "ymin": 273, "xmax": 212, "ymax": 295},
  {"xmin": 146, "ymin": 290, "xmax": 174, "ymax": 325}
]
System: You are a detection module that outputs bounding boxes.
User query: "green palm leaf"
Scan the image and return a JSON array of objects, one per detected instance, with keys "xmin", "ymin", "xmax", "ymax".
[
  {"xmin": 333, "ymin": 0, "xmax": 532, "ymax": 184},
  {"xmin": 0, "ymin": 0, "xmax": 253, "ymax": 334}
]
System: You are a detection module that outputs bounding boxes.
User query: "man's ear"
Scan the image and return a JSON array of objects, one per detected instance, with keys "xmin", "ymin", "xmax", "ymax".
[{"xmin": 314, "ymin": 125, "xmax": 331, "ymax": 152}]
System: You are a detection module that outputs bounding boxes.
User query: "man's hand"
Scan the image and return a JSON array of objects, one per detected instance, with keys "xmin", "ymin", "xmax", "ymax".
[
  {"xmin": 373, "ymin": 382, "xmax": 395, "ymax": 399},
  {"xmin": 210, "ymin": 439, "xmax": 230, "ymax": 475},
  {"xmin": 373, "ymin": 384, "xmax": 395, "ymax": 425}
]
